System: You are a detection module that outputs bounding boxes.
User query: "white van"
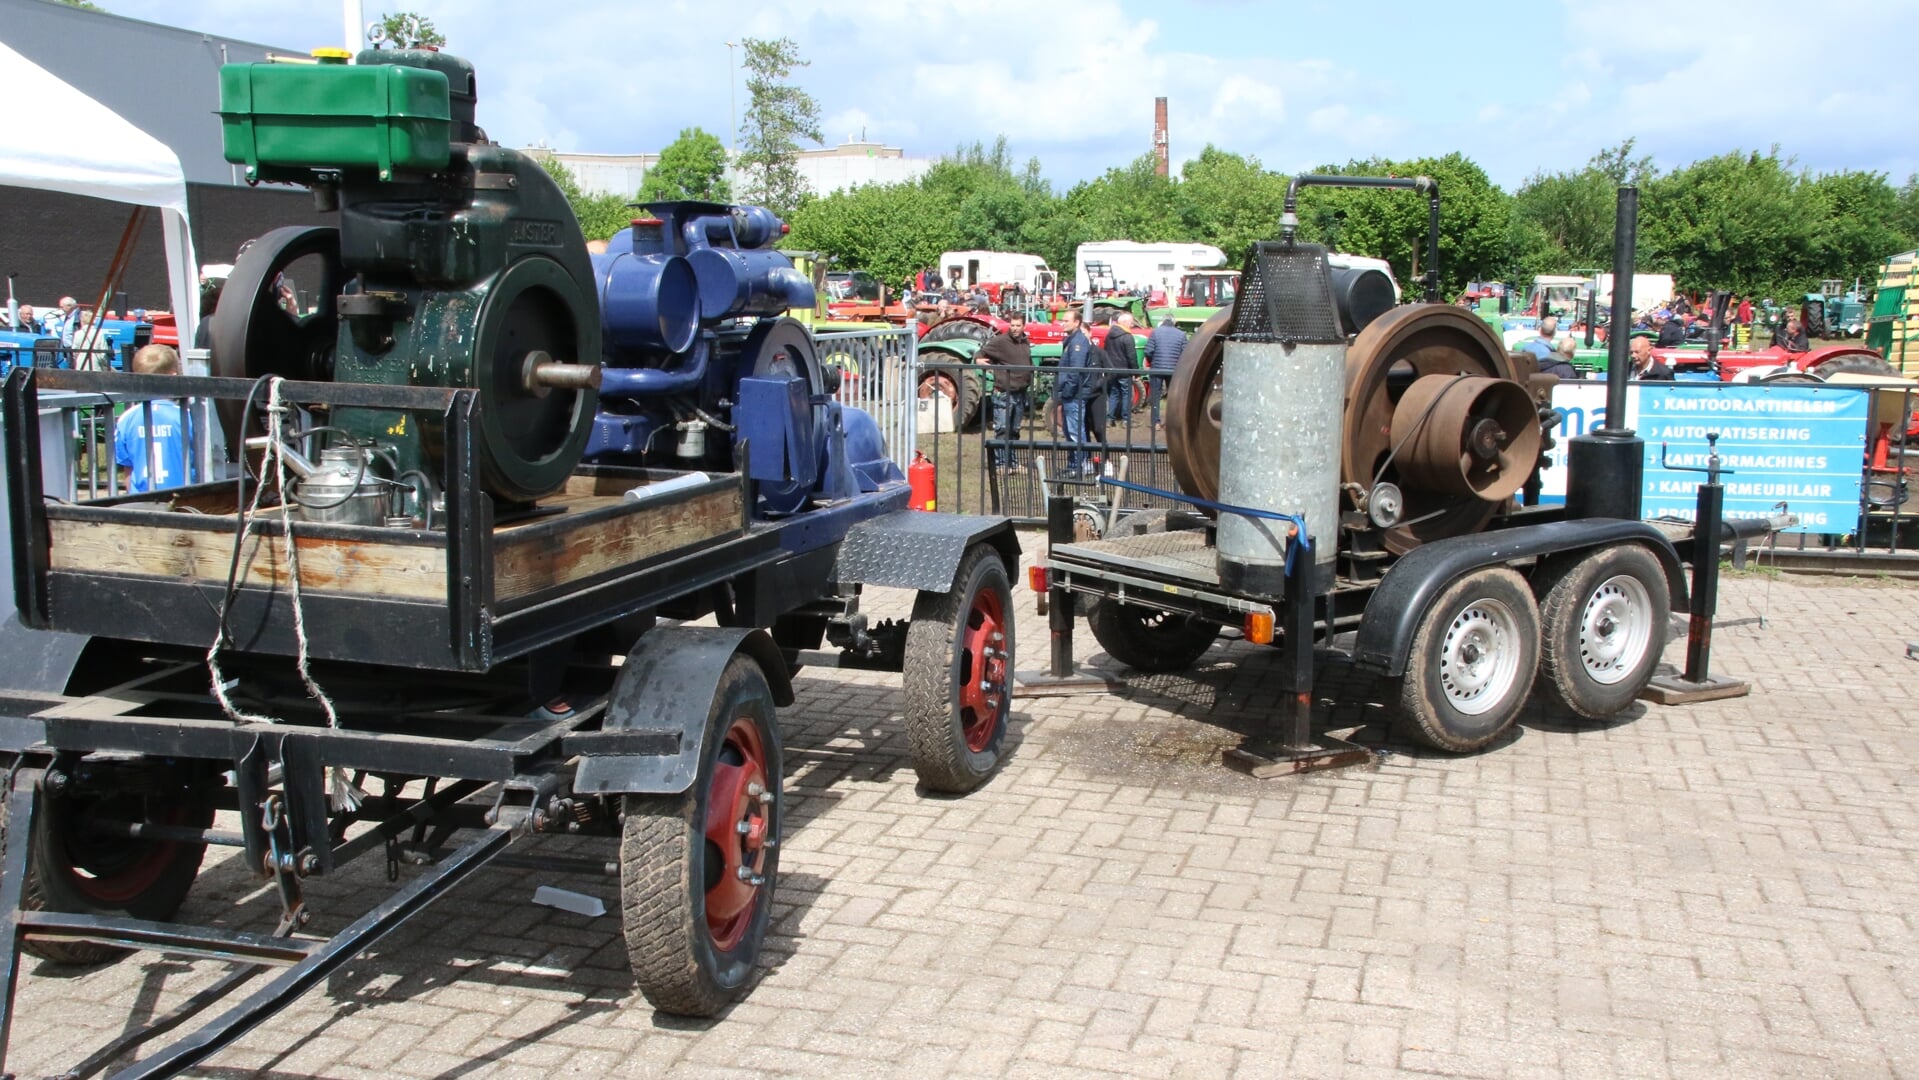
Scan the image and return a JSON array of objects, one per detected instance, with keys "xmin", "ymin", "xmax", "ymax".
[
  {"xmin": 938, "ymin": 251, "xmax": 1056, "ymax": 294},
  {"xmin": 1074, "ymin": 241, "xmax": 1227, "ymax": 297}
]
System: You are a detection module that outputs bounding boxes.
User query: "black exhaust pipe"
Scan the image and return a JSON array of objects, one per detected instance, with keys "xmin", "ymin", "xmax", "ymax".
[
  {"xmin": 1565, "ymin": 186, "xmax": 1645, "ymax": 522},
  {"xmin": 1281, "ymin": 174, "xmax": 1441, "ymax": 303}
]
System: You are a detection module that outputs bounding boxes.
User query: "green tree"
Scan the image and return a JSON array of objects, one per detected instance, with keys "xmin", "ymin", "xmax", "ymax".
[
  {"xmin": 537, "ymin": 156, "xmax": 632, "ymax": 242},
  {"xmin": 736, "ymin": 37, "xmax": 822, "ymax": 217},
  {"xmin": 57, "ymin": 0, "xmax": 105, "ymax": 12},
  {"xmin": 1803, "ymin": 170, "xmax": 1906, "ymax": 289},
  {"xmin": 638, "ymin": 127, "xmax": 732, "ymax": 203},
  {"xmin": 785, "ymin": 181, "xmax": 962, "ymax": 286},
  {"xmin": 1062, "ymin": 154, "xmax": 1186, "ymax": 253},
  {"xmin": 373, "ymin": 11, "xmax": 446, "ymax": 49},
  {"xmin": 1638, "ymin": 148, "xmax": 1814, "ymax": 296},
  {"xmin": 1176, "ymin": 146, "xmax": 1288, "ymax": 265}
]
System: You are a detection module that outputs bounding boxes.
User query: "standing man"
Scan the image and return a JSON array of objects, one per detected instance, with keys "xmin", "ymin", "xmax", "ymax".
[
  {"xmin": 1146, "ymin": 316, "xmax": 1185, "ymax": 428},
  {"xmin": 1103, "ymin": 312, "xmax": 1139, "ymax": 426},
  {"xmin": 114, "ymin": 345, "xmax": 193, "ymax": 493},
  {"xmin": 53, "ymin": 296, "xmax": 80, "ymax": 345},
  {"xmin": 1521, "ymin": 314, "xmax": 1561, "ymax": 365},
  {"xmin": 1054, "ymin": 309, "xmax": 1096, "ymax": 476},
  {"xmin": 1628, "ymin": 333, "xmax": 1674, "ymax": 381},
  {"xmin": 979, "ymin": 312, "xmax": 1033, "ymax": 470}
]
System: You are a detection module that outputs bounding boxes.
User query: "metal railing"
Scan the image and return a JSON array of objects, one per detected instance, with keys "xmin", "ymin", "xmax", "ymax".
[
  {"xmin": 911, "ymin": 356, "xmax": 1178, "ymax": 527},
  {"xmin": 28, "ymin": 386, "xmax": 218, "ymax": 502},
  {"xmin": 817, "ymin": 324, "xmax": 916, "ymax": 472}
]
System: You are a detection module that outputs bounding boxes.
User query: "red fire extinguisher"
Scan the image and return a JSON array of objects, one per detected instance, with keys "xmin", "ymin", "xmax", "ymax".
[{"xmin": 909, "ymin": 450, "xmax": 936, "ymax": 511}]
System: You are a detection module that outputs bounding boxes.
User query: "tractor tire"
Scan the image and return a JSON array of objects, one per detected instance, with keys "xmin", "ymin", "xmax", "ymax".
[
  {"xmin": 1087, "ymin": 599, "xmax": 1218, "ymax": 673},
  {"xmin": 903, "ymin": 543, "xmax": 1013, "ymax": 794},
  {"xmin": 1534, "ymin": 545, "xmax": 1669, "ymax": 720},
  {"xmin": 1807, "ymin": 353, "xmax": 1903, "ymax": 380},
  {"xmin": 621, "ymin": 656, "xmax": 782, "ymax": 1017},
  {"xmin": 1394, "ymin": 568, "xmax": 1540, "ymax": 753},
  {"xmin": 921, "ymin": 319, "xmax": 995, "ymax": 430},
  {"xmin": 11, "ymin": 766, "xmax": 215, "ymax": 965},
  {"xmin": 916, "ymin": 367, "xmax": 984, "ymax": 432}
]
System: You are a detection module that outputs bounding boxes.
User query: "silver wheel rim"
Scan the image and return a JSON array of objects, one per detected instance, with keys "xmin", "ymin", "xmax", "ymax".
[
  {"xmin": 1439, "ymin": 597, "xmax": 1521, "ymax": 716},
  {"xmin": 1578, "ymin": 574, "xmax": 1654, "ymax": 685}
]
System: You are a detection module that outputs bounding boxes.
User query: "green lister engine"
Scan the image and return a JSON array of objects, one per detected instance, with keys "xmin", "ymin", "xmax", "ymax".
[{"xmin": 211, "ymin": 47, "xmax": 602, "ymax": 505}]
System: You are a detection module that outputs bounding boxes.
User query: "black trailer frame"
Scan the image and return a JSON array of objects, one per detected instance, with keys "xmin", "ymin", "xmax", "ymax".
[
  {"xmin": 1034, "ymin": 490, "xmax": 1696, "ymax": 771},
  {"xmin": 0, "ymin": 367, "xmax": 1020, "ymax": 1078}
]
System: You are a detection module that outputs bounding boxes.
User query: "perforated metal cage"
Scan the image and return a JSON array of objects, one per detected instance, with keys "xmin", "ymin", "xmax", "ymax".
[{"xmin": 1228, "ymin": 241, "xmax": 1344, "ymax": 345}]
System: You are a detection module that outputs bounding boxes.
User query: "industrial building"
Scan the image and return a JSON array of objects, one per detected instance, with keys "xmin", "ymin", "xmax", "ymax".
[{"xmin": 525, "ymin": 140, "xmax": 932, "ymax": 200}]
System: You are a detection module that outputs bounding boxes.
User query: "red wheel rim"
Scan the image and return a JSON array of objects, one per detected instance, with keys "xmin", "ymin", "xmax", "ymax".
[
  {"xmin": 918, "ymin": 372, "xmax": 958, "ymax": 409},
  {"xmin": 958, "ymin": 585, "xmax": 1008, "ymax": 753},
  {"xmin": 701, "ymin": 715, "xmax": 772, "ymax": 952},
  {"xmin": 57, "ymin": 795, "xmax": 190, "ymax": 905}
]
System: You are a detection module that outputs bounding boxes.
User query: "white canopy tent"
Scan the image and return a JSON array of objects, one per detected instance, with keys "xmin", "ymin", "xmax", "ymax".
[{"xmin": 0, "ymin": 38, "xmax": 200, "ymax": 340}]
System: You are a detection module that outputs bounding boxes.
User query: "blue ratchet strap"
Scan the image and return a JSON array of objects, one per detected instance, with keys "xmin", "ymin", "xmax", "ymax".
[{"xmin": 1095, "ymin": 476, "xmax": 1311, "ymax": 574}]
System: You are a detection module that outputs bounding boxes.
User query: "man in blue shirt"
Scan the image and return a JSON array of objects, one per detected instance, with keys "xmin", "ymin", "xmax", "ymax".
[
  {"xmin": 114, "ymin": 345, "xmax": 192, "ymax": 493},
  {"xmin": 1053, "ymin": 309, "xmax": 1097, "ymax": 475},
  {"xmin": 1520, "ymin": 315, "xmax": 1560, "ymax": 365}
]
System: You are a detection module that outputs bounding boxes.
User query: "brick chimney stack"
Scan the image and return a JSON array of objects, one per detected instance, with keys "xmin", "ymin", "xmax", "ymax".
[{"xmin": 1153, "ymin": 97, "xmax": 1169, "ymax": 177}]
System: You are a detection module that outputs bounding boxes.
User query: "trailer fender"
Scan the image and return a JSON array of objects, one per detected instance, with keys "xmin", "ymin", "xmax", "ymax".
[
  {"xmin": 834, "ymin": 510, "xmax": 1020, "ymax": 592},
  {"xmin": 572, "ymin": 627, "xmax": 794, "ymax": 797},
  {"xmin": 1353, "ymin": 519, "xmax": 1687, "ymax": 678}
]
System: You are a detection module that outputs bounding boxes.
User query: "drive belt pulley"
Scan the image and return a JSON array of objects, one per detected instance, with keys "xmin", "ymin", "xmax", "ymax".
[{"xmin": 1163, "ymin": 303, "xmax": 1523, "ymax": 553}]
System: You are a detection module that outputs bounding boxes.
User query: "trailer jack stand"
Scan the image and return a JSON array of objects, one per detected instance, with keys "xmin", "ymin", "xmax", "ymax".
[
  {"xmin": 1642, "ymin": 435, "xmax": 1752, "ymax": 706},
  {"xmin": 1222, "ymin": 548, "xmax": 1373, "ymax": 779}
]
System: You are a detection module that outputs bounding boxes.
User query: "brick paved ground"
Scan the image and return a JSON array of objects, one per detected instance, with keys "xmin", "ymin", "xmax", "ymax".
[{"xmin": 10, "ymin": 554, "xmax": 1919, "ymax": 1078}]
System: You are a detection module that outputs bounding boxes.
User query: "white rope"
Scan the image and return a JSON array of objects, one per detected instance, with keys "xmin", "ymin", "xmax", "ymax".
[{"xmin": 205, "ymin": 377, "xmax": 363, "ymax": 810}]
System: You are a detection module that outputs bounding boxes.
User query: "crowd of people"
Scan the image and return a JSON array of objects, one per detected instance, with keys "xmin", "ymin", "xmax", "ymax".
[{"xmin": 973, "ymin": 308, "xmax": 1188, "ymax": 478}]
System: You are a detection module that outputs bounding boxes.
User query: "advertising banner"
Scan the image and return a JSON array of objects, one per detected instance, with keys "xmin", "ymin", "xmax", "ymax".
[
  {"xmin": 1537, "ymin": 382, "xmax": 1868, "ymax": 533},
  {"xmin": 1635, "ymin": 383, "xmax": 1867, "ymax": 533}
]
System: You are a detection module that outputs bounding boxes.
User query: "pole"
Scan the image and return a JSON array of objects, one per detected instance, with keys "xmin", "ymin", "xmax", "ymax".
[
  {"xmin": 1683, "ymin": 438, "xmax": 1725, "ymax": 683},
  {"xmin": 724, "ymin": 41, "xmax": 738, "ymax": 155},
  {"xmin": 1564, "ymin": 186, "xmax": 1645, "ymax": 523},
  {"xmin": 1602, "ymin": 186, "xmax": 1637, "ymax": 432},
  {"xmin": 342, "ymin": 0, "xmax": 363, "ymax": 52}
]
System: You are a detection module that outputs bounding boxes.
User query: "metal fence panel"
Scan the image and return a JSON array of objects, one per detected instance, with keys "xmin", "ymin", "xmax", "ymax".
[{"xmin": 817, "ymin": 325, "xmax": 916, "ymax": 472}]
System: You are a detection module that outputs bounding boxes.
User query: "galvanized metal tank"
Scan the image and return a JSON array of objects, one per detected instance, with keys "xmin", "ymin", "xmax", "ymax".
[{"xmin": 1215, "ymin": 240, "xmax": 1346, "ymax": 598}]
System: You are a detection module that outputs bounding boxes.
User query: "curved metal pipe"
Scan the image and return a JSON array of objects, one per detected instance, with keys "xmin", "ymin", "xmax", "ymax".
[
  {"xmin": 1280, "ymin": 174, "xmax": 1441, "ymax": 302},
  {"xmin": 599, "ymin": 334, "xmax": 711, "ymax": 397}
]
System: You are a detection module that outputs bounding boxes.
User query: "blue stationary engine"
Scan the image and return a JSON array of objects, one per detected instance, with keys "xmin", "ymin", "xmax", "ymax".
[{"xmin": 585, "ymin": 202, "xmax": 902, "ymax": 516}]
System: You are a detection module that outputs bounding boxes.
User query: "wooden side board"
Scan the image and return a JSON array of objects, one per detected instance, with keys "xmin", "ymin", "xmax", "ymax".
[
  {"xmin": 493, "ymin": 485, "xmax": 743, "ymax": 601},
  {"xmin": 43, "ymin": 472, "xmax": 746, "ymax": 605},
  {"xmin": 47, "ymin": 516, "xmax": 449, "ymax": 599}
]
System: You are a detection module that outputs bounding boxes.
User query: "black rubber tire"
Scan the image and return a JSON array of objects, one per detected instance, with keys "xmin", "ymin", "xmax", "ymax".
[
  {"xmin": 903, "ymin": 543, "xmax": 1013, "ymax": 793},
  {"xmin": 1535, "ymin": 545, "xmax": 1669, "ymax": 720},
  {"xmin": 620, "ymin": 656, "xmax": 782, "ymax": 1017},
  {"xmin": 10, "ymin": 767, "xmax": 215, "ymax": 965},
  {"xmin": 1807, "ymin": 353, "xmax": 1902, "ymax": 380},
  {"xmin": 1087, "ymin": 600, "xmax": 1218, "ymax": 673},
  {"xmin": 1394, "ymin": 567, "xmax": 1540, "ymax": 753},
  {"xmin": 921, "ymin": 319, "xmax": 994, "ymax": 429}
]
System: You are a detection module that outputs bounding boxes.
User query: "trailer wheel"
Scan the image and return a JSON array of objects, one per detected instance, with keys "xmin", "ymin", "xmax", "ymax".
[
  {"xmin": 1087, "ymin": 600, "xmax": 1218, "ymax": 672},
  {"xmin": 620, "ymin": 656, "xmax": 782, "ymax": 1017},
  {"xmin": 7, "ymin": 769, "xmax": 215, "ymax": 965},
  {"xmin": 1535, "ymin": 545, "xmax": 1668, "ymax": 719},
  {"xmin": 904, "ymin": 543, "xmax": 1013, "ymax": 793},
  {"xmin": 1396, "ymin": 568, "xmax": 1539, "ymax": 753}
]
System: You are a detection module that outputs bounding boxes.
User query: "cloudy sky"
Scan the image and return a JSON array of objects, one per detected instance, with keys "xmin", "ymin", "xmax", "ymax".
[{"xmin": 94, "ymin": 0, "xmax": 1919, "ymax": 191}]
